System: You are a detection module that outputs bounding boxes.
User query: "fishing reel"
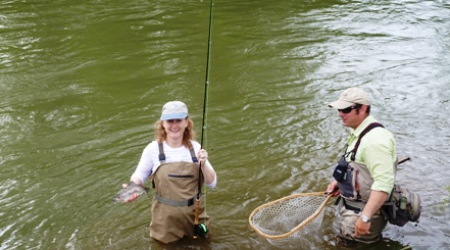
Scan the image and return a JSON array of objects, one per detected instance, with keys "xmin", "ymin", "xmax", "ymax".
[{"xmin": 194, "ymin": 223, "xmax": 208, "ymax": 238}]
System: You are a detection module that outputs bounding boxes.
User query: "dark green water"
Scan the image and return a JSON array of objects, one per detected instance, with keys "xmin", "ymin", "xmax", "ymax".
[{"xmin": 1, "ymin": 0, "xmax": 449, "ymax": 249}]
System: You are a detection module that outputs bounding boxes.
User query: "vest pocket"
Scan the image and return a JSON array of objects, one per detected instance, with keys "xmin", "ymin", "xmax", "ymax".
[{"xmin": 338, "ymin": 167, "xmax": 359, "ymax": 200}]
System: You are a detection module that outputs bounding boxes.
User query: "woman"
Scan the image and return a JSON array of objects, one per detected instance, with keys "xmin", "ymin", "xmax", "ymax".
[{"xmin": 125, "ymin": 100, "xmax": 217, "ymax": 243}]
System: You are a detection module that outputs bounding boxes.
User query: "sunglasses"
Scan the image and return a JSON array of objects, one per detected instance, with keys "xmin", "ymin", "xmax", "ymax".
[{"xmin": 338, "ymin": 105, "xmax": 360, "ymax": 114}]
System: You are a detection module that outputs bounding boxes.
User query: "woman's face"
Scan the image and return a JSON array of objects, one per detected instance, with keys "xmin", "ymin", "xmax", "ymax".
[{"xmin": 162, "ymin": 118, "xmax": 188, "ymax": 140}]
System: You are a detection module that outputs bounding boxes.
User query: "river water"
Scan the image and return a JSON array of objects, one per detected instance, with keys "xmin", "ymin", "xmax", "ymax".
[{"xmin": 1, "ymin": 0, "xmax": 449, "ymax": 249}]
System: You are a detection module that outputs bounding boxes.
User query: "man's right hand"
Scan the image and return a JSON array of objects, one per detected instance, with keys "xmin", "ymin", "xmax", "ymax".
[{"xmin": 326, "ymin": 180, "xmax": 340, "ymax": 196}]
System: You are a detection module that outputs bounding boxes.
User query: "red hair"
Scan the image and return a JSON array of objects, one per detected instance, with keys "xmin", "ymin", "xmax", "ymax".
[{"xmin": 155, "ymin": 117, "xmax": 196, "ymax": 149}]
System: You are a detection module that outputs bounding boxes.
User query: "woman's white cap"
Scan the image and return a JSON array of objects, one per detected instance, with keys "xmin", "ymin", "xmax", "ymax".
[{"xmin": 160, "ymin": 101, "xmax": 188, "ymax": 120}]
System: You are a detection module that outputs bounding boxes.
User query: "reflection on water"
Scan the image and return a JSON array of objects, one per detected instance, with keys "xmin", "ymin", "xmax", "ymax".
[{"xmin": 0, "ymin": 0, "xmax": 449, "ymax": 249}]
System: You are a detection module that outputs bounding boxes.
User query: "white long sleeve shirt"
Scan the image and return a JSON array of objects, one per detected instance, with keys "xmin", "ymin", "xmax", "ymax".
[{"xmin": 131, "ymin": 140, "xmax": 217, "ymax": 188}]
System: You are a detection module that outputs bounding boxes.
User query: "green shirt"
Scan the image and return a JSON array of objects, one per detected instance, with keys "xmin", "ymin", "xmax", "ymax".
[{"xmin": 345, "ymin": 115, "xmax": 397, "ymax": 194}]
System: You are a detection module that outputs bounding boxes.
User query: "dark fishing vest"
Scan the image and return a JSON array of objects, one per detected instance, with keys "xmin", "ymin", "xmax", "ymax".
[
  {"xmin": 334, "ymin": 123, "xmax": 396, "ymax": 203},
  {"xmin": 149, "ymin": 143, "xmax": 209, "ymax": 243}
]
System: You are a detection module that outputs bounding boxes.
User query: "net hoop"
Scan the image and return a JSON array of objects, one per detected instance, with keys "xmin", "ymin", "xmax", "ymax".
[{"xmin": 248, "ymin": 192, "xmax": 332, "ymax": 240}]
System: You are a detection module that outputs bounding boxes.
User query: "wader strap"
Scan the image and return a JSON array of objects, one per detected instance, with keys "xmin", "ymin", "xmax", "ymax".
[
  {"xmin": 155, "ymin": 193, "xmax": 198, "ymax": 207},
  {"xmin": 335, "ymin": 196, "xmax": 342, "ymax": 206},
  {"xmin": 381, "ymin": 186, "xmax": 399, "ymax": 219},
  {"xmin": 158, "ymin": 143, "xmax": 198, "ymax": 163},
  {"xmin": 190, "ymin": 148, "xmax": 198, "ymax": 163},
  {"xmin": 342, "ymin": 198, "xmax": 391, "ymax": 219},
  {"xmin": 342, "ymin": 199, "xmax": 365, "ymax": 213},
  {"xmin": 158, "ymin": 143, "xmax": 165, "ymax": 162},
  {"xmin": 350, "ymin": 122, "xmax": 384, "ymax": 161},
  {"xmin": 387, "ymin": 187, "xmax": 395, "ymax": 203}
]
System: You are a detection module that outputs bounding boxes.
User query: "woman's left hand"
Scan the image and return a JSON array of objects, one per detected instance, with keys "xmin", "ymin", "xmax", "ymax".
[{"xmin": 198, "ymin": 149, "xmax": 208, "ymax": 165}]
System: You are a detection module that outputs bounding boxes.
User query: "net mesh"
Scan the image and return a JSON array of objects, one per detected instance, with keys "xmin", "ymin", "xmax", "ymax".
[{"xmin": 249, "ymin": 192, "xmax": 331, "ymax": 247}]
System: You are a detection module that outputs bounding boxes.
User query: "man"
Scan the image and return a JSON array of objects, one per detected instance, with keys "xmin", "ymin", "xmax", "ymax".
[{"xmin": 326, "ymin": 87, "xmax": 397, "ymax": 245}]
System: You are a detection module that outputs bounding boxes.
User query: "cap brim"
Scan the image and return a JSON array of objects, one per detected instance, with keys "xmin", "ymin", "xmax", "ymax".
[
  {"xmin": 328, "ymin": 100, "xmax": 354, "ymax": 109},
  {"xmin": 160, "ymin": 113, "xmax": 188, "ymax": 120}
]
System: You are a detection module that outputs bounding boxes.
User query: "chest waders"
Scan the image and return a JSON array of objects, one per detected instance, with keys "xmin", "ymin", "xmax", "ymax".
[
  {"xmin": 150, "ymin": 143, "xmax": 209, "ymax": 244},
  {"xmin": 333, "ymin": 123, "xmax": 395, "ymax": 244}
]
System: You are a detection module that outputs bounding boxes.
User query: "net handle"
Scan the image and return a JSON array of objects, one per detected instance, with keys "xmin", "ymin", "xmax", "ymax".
[{"xmin": 248, "ymin": 192, "xmax": 333, "ymax": 240}]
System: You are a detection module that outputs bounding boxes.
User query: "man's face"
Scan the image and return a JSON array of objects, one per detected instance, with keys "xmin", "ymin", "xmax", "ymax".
[{"xmin": 337, "ymin": 104, "xmax": 366, "ymax": 129}]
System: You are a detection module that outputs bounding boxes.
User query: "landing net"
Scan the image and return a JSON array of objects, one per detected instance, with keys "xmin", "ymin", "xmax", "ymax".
[{"xmin": 249, "ymin": 192, "xmax": 332, "ymax": 247}]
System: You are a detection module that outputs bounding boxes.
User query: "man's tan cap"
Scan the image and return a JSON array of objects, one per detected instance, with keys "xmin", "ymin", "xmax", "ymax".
[{"xmin": 328, "ymin": 87, "xmax": 370, "ymax": 109}]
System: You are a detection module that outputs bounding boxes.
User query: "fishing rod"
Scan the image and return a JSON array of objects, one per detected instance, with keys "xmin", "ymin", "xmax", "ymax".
[
  {"xmin": 194, "ymin": 0, "xmax": 213, "ymax": 240},
  {"xmin": 200, "ymin": 0, "xmax": 213, "ymax": 149}
]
